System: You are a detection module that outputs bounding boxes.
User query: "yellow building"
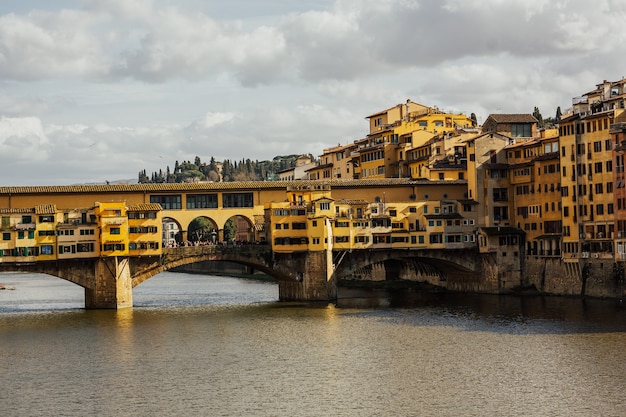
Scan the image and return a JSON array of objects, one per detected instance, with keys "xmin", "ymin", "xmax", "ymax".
[
  {"xmin": 127, "ymin": 203, "xmax": 163, "ymax": 256},
  {"xmin": 265, "ymin": 183, "xmax": 478, "ymax": 255},
  {"xmin": 507, "ymin": 133, "xmax": 561, "ymax": 257},
  {"xmin": 353, "ymin": 100, "xmax": 474, "ymax": 180},
  {"xmin": 559, "ymin": 108, "xmax": 625, "ymax": 259},
  {"xmin": 0, "ymin": 208, "xmax": 38, "ymax": 262},
  {"xmin": 465, "ymin": 131, "xmax": 515, "ymax": 228},
  {"xmin": 95, "ymin": 202, "xmax": 130, "ymax": 257},
  {"xmin": 57, "ymin": 207, "xmax": 100, "ymax": 259},
  {"xmin": 310, "ymin": 143, "xmax": 356, "ymax": 180}
]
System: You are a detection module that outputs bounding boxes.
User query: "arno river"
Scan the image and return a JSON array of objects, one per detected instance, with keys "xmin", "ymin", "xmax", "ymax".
[{"xmin": 2, "ymin": 272, "xmax": 626, "ymax": 417}]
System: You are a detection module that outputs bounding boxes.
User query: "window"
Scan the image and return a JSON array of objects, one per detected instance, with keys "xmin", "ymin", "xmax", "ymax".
[
  {"xmin": 594, "ymin": 141, "xmax": 602, "ymax": 152},
  {"xmin": 110, "ymin": 227, "xmax": 121, "ymax": 235},
  {"xmin": 493, "ymin": 188, "xmax": 508, "ymax": 202},
  {"xmin": 150, "ymin": 195, "xmax": 182, "ymax": 210},
  {"xmin": 222, "ymin": 193, "xmax": 253, "ymax": 208},
  {"xmin": 76, "ymin": 243, "xmax": 94, "ymax": 252},
  {"xmin": 187, "ymin": 194, "xmax": 218, "ymax": 209},
  {"xmin": 319, "ymin": 202, "xmax": 330, "ymax": 211},
  {"xmin": 595, "ymin": 183, "xmax": 604, "ymax": 194},
  {"xmin": 2, "ymin": 232, "xmax": 10, "ymax": 240},
  {"xmin": 39, "ymin": 215, "xmax": 54, "ymax": 222},
  {"xmin": 510, "ymin": 123, "xmax": 531, "ymax": 137},
  {"xmin": 40, "ymin": 245, "xmax": 54, "ymax": 255},
  {"xmin": 21, "ymin": 215, "xmax": 32, "ymax": 223},
  {"xmin": 493, "ymin": 206, "xmax": 509, "ymax": 220},
  {"xmin": 594, "ymin": 162, "xmax": 603, "ymax": 173}
]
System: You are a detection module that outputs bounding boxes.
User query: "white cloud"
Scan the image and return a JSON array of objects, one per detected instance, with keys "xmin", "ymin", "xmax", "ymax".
[
  {"xmin": 0, "ymin": 116, "xmax": 49, "ymax": 163},
  {"xmin": 0, "ymin": 10, "xmax": 109, "ymax": 81},
  {"xmin": 0, "ymin": 0, "xmax": 625, "ymax": 184}
]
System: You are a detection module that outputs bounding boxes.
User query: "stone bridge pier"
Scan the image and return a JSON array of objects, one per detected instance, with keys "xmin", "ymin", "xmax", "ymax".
[
  {"xmin": 89, "ymin": 257, "xmax": 133, "ymax": 309},
  {"xmin": 272, "ymin": 250, "xmax": 336, "ymax": 301}
]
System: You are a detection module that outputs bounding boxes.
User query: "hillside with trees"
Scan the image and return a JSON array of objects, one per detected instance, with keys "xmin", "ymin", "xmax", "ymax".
[{"xmin": 138, "ymin": 154, "xmax": 316, "ymax": 183}]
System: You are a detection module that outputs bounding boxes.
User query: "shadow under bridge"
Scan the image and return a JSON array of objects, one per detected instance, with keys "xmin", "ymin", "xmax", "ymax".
[
  {"xmin": 332, "ymin": 248, "xmax": 497, "ymax": 292},
  {"xmin": 131, "ymin": 245, "xmax": 290, "ymax": 286}
]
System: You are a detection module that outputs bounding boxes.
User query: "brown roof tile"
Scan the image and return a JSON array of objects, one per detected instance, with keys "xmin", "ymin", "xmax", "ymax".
[
  {"xmin": 486, "ymin": 114, "xmax": 538, "ymax": 123},
  {"xmin": 34, "ymin": 204, "xmax": 56, "ymax": 214},
  {"xmin": 127, "ymin": 203, "xmax": 163, "ymax": 212}
]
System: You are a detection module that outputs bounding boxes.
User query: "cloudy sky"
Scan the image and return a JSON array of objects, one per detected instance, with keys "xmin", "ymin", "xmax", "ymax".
[{"xmin": 1, "ymin": 0, "xmax": 625, "ymax": 185}]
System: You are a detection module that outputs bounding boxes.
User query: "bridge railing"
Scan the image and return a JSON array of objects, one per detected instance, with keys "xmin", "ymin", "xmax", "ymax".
[{"xmin": 163, "ymin": 243, "xmax": 271, "ymax": 258}]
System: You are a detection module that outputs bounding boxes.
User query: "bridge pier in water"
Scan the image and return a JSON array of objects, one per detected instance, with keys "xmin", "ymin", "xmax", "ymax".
[
  {"xmin": 86, "ymin": 257, "xmax": 133, "ymax": 309},
  {"xmin": 276, "ymin": 250, "xmax": 337, "ymax": 302}
]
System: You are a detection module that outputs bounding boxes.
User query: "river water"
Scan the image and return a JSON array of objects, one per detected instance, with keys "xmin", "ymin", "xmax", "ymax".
[{"xmin": 2, "ymin": 272, "xmax": 626, "ymax": 417}]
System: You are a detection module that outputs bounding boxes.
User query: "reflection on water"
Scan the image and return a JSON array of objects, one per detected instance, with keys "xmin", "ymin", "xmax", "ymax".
[
  {"xmin": 2, "ymin": 272, "xmax": 626, "ymax": 417},
  {"xmin": 338, "ymin": 287, "xmax": 626, "ymax": 334}
]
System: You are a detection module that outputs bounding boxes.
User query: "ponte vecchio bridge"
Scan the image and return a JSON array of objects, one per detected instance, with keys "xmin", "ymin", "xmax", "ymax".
[{"xmin": 0, "ymin": 179, "xmax": 505, "ymax": 308}]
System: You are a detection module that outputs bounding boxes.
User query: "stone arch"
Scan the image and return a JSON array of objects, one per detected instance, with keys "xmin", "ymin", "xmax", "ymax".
[
  {"xmin": 222, "ymin": 214, "xmax": 255, "ymax": 243},
  {"xmin": 187, "ymin": 215, "xmax": 219, "ymax": 243},
  {"xmin": 333, "ymin": 249, "xmax": 479, "ymax": 283},
  {"xmin": 162, "ymin": 216, "xmax": 183, "ymax": 247}
]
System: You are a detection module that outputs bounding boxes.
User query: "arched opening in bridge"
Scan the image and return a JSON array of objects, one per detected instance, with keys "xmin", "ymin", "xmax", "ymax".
[
  {"xmin": 162, "ymin": 217, "xmax": 183, "ymax": 247},
  {"xmin": 0, "ymin": 272, "xmax": 84, "ymax": 311},
  {"xmin": 223, "ymin": 215, "xmax": 255, "ymax": 244},
  {"xmin": 187, "ymin": 216, "xmax": 219, "ymax": 244},
  {"xmin": 133, "ymin": 270, "xmax": 278, "ymax": 307}
]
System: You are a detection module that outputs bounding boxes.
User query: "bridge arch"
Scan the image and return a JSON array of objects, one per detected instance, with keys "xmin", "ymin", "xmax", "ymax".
[
  {"xmin": 333, "ymin": 249, "xmax": 484, "ymax": 288},
  {"xmin": 223, "ymin": 214, "xmax": 255, "ymax": 243},
  {"xmin": 187, "ymin": 215, "xmax": 219, "ymax": 243},
  {"xmin": 162, "ymin": 216, "xmax": 183, "ymax": 247},
  {"xmin": 131, "ymin": 246, "xmax": 290, "ymax": 287}
]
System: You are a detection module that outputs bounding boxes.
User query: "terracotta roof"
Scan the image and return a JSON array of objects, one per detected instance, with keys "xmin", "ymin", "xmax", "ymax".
[
  {"xmin": 425, "ymin": 213, "xmax": 463, "ymax": 220},
  {"xmin": 127, "ymin": 203, "xmax": 163, "ymax": 212},
  {"xmin": 483, "ymin": 163, "xmax": 510, "ymax": 170},
  {"xmin": 0, "ymin": 207, "xmax": 35, "ymax": 214},
  {"xmin": 508, "ymin": 162, "xmax": 533, "ymax": 169},
  {"xmin": 34, "ymin": 204, "xmax": 56, "ymax": 214},
  {"xmin": 459, "ymin": 199, "xmax": 479, "ymax": 205},
  {"xmin": 336, "ymin": 199, "xmax": 369, "ymax": 205},
  {"xmin": 480, "ymin": 227, "xmax": 525, "ymax": 236},
  {"xmin": 533, "ymin": 152, "xmax": 559, "ymax": 162},
  {"xmin": 461, "ymin": 132, "xmax": 512, "ymax": 143},
  {"xmin": 0, "ymin": 178, "xmax": 450, "ymax": 195},
  {"xmin": 306, "ymin": 163, "xmax": 333, "ymax": 171},
  {"xmin": 505, "ymin": 139, "xmax": 538, "ymax": 149},
  {"xmin": 486, "ymin": 114, "xmax": 538, "ymax": 123}
]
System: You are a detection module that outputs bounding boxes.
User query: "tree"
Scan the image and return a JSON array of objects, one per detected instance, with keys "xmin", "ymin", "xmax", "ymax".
[
  {"xmin": 224, "ymin": 218, "xmax": 236, "ymax": 242},
  {"xmin": 533, "ymin": 106, "xmax": 544, "ymax": 128},
  {"xmin": 470, "ymin": 113, "xmax": 478, "ymax": 127},
  {"xmin": 188, "ymin": 217, "xmax": 215, "ymax": 242},
  {"xmin": 138, "ymin": 169, "xmax": 149, "ymax": 183},
  {"xmin": 555, "ymin": 106, "xmax": 562, "ymax": 122}
]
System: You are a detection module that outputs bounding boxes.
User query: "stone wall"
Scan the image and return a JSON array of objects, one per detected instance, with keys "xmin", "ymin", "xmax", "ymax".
[{"xmin": 524, "ymin": 257, "xmax": 626, "ymax": 298}]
